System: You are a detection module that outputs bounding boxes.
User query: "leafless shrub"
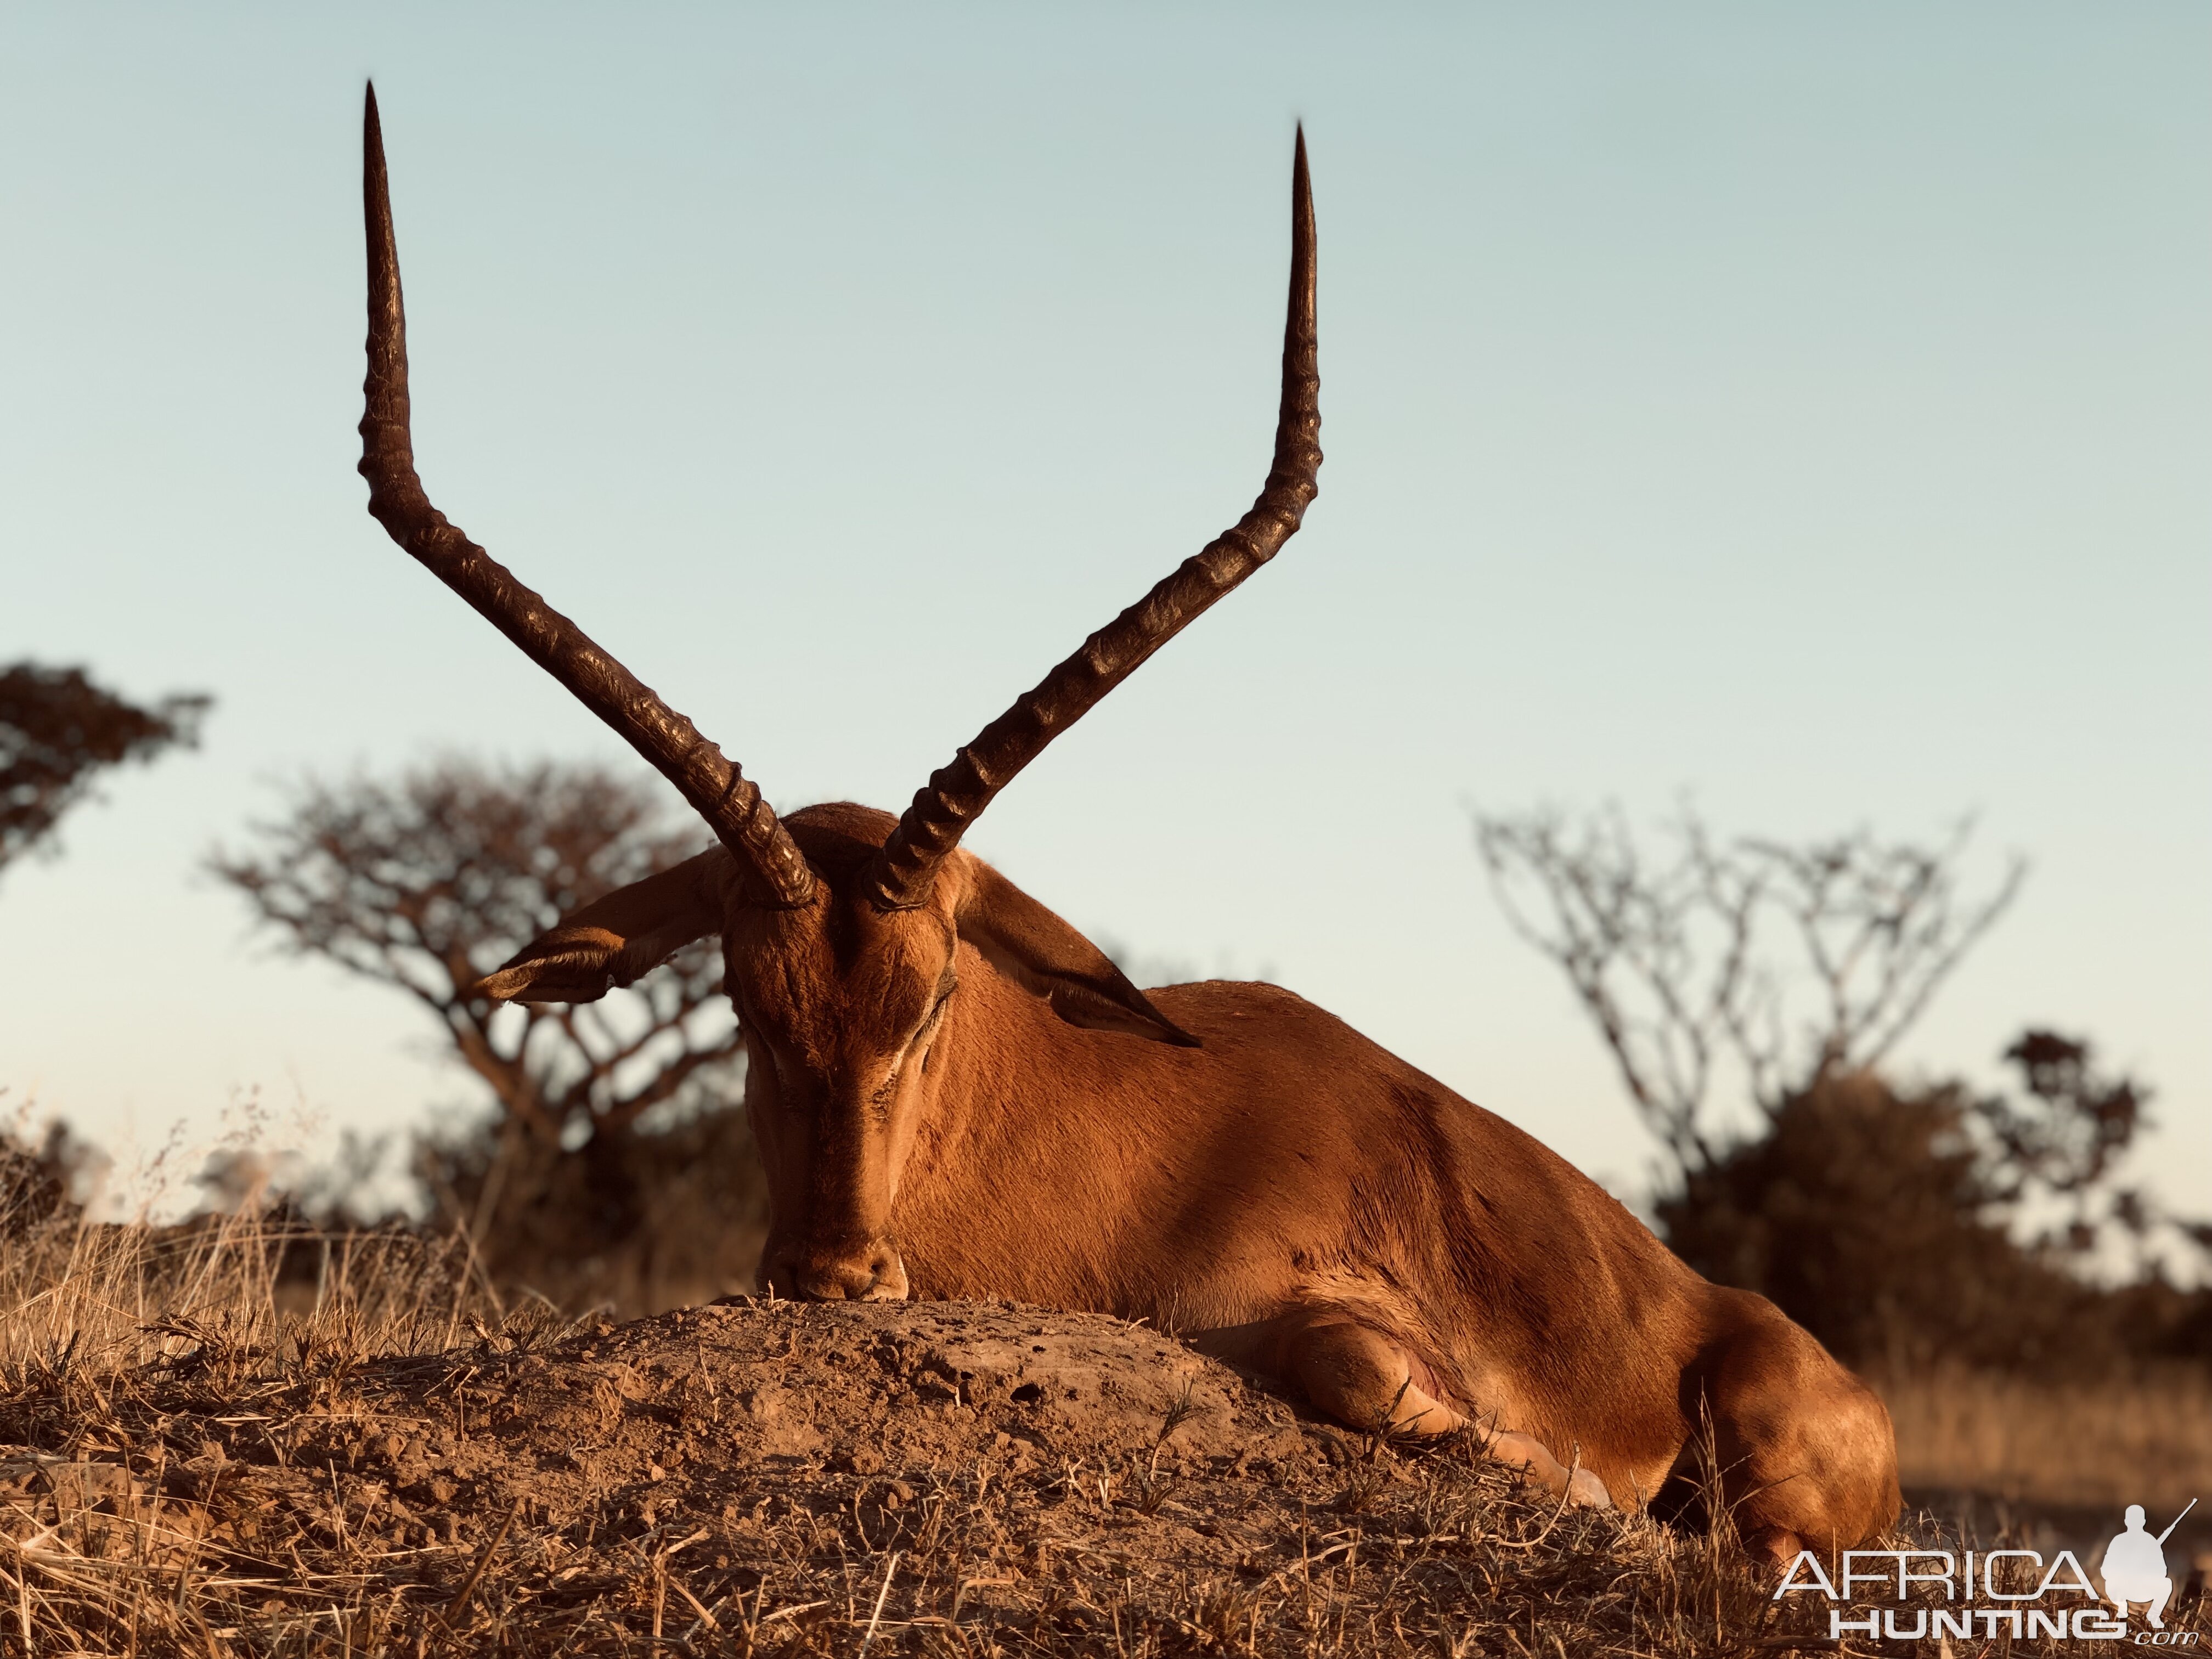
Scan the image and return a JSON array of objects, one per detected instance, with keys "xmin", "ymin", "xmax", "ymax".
[{"xmin": 1473, "ymin": 803, "xmax": 2023, "ymax": 1171}]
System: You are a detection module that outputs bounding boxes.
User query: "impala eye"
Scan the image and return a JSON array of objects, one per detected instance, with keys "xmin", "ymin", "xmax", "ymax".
[
  {"xmin": 915, "ymin": 984, "xmax": 955, "ymax": 1073},
  {"xmin": 922, "ymin": 983, "xmax": 955, "ymax": 1032}
]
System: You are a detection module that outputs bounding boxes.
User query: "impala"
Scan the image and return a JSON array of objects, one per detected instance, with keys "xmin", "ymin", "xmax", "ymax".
[{"xmin": 355, "ymin": 86, "xmax": 1899, "ymax": 1558}]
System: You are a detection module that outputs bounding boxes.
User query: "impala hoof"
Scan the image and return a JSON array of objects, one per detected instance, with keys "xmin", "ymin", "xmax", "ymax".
[
  {"xmin": 1490, "ymin": 1430, "xmax": 1611, "ymax": 1508},
  {"xmin": 1567, "ymin": 1465, "xmax": 1613, "ymax": 1509}
]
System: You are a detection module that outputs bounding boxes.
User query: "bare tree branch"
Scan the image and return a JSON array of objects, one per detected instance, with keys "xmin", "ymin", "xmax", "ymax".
[{"xmin": 1475, "ymin": 801, "xmax": 2024, "ymax": 1175}]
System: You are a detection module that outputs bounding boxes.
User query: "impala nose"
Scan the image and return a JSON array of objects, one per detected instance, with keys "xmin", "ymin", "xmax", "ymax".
[{"xmin": 772, "ymin": 1243, "xmax": 910, "ymax": 1302}]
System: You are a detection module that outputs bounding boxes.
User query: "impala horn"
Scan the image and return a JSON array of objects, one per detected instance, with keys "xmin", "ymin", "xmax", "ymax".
[
  {"xmin": 867, "ymin": 129, "xmax": 1321, "ymax": 910},
  {"xmin": 356, "ymin": 84, "xmax": 814, "ymax": 909}
]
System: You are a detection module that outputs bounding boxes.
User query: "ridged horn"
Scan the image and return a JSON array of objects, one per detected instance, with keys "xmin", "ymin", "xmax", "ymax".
[
  {"xmin": 867, "ymin": 128, "xmax": 1321, "ymax": 910},
  {"xmin": 357, "ymin": 84, "xmax": 814, "ymax": 909}
]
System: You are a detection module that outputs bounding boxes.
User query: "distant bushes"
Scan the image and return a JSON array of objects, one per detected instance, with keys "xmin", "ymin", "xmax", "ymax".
[
  {"xmin": 0, "ymin": 1101, "xmax": 764, "ymax": 1322},
  {"xmin": 1656, "ymin": 1039, "xmax": 2211, "ymax": 1377},
  {"xmin": 0, "ymin": 1120, "xmax": 81, "ymax": 1238},
  {"xmin": 407, "ymin": 1105, "xmax": 768, "ymax": 1316}
]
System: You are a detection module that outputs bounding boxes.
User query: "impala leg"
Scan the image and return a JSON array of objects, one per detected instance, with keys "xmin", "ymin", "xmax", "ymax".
[
  {"xmin": 1280, "ymin": 1322, "xmax": 1607, "ymax": 1508},
  {"xmin": 1284, "ymin": 1319, "xmax": 1465, "ymax": 1437}
]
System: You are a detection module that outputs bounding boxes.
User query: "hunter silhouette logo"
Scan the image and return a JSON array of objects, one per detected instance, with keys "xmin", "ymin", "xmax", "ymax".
[
  {"xmin": 1775, "ymin": 1498, "xmax": 2202, "ymax": 1644},
  {"xmin": 2105, "ymin": 1500, "xmax": 2194, "ymax": 1630}
]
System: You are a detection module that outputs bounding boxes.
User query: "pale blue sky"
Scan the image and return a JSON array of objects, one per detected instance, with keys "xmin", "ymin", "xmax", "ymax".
[{"xmin": 2, "ymin": 5, "xmax": 2205, "ymax": 1218}]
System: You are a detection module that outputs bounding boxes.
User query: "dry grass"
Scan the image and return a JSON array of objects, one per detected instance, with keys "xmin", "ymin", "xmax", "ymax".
[
  {"xmin": 0, "ymin": 1211, "xmax": 490, "ymax": 1373},
  {"xmin": 0, "ymin": 1202, "xmax": 2204, "ymax": 1655},
  {"xmin": 1884, "ymin": 1362, "xmax": 2212, "ymax": 1511}
]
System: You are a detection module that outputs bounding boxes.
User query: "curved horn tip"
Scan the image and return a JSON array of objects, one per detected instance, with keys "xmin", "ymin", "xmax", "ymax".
[{"xmin": 363, "ymin": 86, "xmax": 389, "ymax": 187}]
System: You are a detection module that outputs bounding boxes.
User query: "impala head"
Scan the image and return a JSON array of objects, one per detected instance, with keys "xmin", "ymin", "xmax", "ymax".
[{"xmin": 354, "ymin": 84, "xmax": 1318, "ymax": 1299}]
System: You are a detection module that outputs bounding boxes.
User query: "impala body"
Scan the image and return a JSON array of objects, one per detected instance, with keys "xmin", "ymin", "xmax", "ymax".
[{"xmin": 354, "ymin": 86, "xmax": 1900, "ymax": 1559}]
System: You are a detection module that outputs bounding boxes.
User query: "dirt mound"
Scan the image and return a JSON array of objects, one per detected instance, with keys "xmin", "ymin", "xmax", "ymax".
[
  {"xmin": 0, "ymin": 1297, "xmax": 1828, "ymax": 1655},
  {"xmin": 294, "ymin": 1297, "xmax": 1322, "ymax": 1538}
]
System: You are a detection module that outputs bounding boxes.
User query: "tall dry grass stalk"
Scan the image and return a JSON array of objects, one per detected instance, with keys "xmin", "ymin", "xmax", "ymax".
[{"xmin": 0, "ymin": 1200, "xmax": 503, "ymax": 1386}]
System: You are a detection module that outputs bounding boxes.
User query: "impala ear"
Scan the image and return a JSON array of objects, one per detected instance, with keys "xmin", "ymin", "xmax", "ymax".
[
  {"xmin": 954, "ymin": 861, "xmax": 1200, "ymax": 1047},
  {"xmin": 476, "ymin": 850, "xmax": 729, "ymax": 1004}
]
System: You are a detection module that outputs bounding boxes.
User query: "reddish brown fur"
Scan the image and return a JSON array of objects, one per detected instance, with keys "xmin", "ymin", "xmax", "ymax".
[{"xmin": 493, "ymin": 801, "xmax": 1901, "ymax": 1556}]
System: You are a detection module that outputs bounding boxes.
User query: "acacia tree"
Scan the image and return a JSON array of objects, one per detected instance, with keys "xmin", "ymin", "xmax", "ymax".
[
  {"xmin": 1, "ymin": 661, "xmax": 208, "ymax": 880},
  {"xmin": 210, "ymin": 759, "xmax": 763, "ymax": 1306},
  {"xmin": 209, "ymin": 759, "xmax": 741, "ymax": 1155}
]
